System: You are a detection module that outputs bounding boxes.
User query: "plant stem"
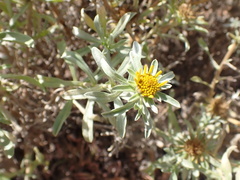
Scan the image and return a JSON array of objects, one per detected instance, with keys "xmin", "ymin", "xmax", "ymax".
[{"xmin": 209, "ymin": 42, "xmax": 238, "ymax": 97}]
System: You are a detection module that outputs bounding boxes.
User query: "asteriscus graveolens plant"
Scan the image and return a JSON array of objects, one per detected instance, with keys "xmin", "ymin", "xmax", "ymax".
[{"xmin": 91, "ymin": 42, "xmax": 180, "ymax": 137}]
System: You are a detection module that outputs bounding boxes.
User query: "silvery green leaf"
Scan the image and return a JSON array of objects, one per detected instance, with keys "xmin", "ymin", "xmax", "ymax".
[
  {"xmin": 157, "ymin": 92, "xmax": 180, "ymax": 108},
  {"xmin": 94, "ymin": 15, "xmax": 105, "ymax": 40},
  {"xmin": 170, "ymin": 172, "xmax": 178, "ymax": 180},
  {"xmin": 161, "ymin": 84, "xmax": 172, "ymax": 90},
  {"xmin": 110, "ymin": 12, "xmax": 136, "ymax": 39},
  {"xmin": 99, "ymin": 58, "xmax": 126, "ymax": 83},
  {"xmin": 62, "ymin": 88, "xmax": 101, "ymax": 100},
  {"xmin": 0, "ymin": 129, "xmax": 15, "ymax": 159},
  {"xmin": 178, "ymin": 33, "xmax": 190, "ymax": 52},
  {"xmin": 72, "ymin": 26, "xmax": 100, "ymax": 43},
  {"xmin": 142, "ymin": 108, "xmax": 152, "ymax": 138},
  {"xmin": 110, "ymin": 39, "xmax": 128, "ymax": 50},
  {"xmin": 61, "ymin": 50, "xmax": 96, "ymax": 84},
  {"xmin": 181, "ymin": 159, "xmax": 194, "ymax": 169},
  {"xmin": 96, "ymin": 3, "xmax": 107, "ymax": 32},
  {"xmin": 192, "ymin": 25, "xmax": 208, "ymax": 34},
  {"xmin": 235, "ymin": 167, "xmax": 240, "ymax": 180},
  {"xmin": 102, "ymin": 98, "xmax": 138, "ymax": 117},
  {"xmin": 81, "ymin": 9, "xmax": 96, "ymax": 31},
  {"xmin": 150, "ymin": 59, "xmax": 159, "ymax": 75},
  {"xmin": 144, "ymin": 98, "xmax": 158, "ymax": 114},
  {"xmin": 0, "ymin": 31, "xmax": 34, "ymax": 48},
  {"xmin": 91, "ymin": 46, "xmax": 107, "ymax": 63},
  {"xmin": 192, "ymin": 170, "xmax": 200, "ymax": 177},
  {"xmin": 0, "ymin": 74, "xmax": 44, "ymax": 90},
  {"xmin": 91, "ymin": 47, "xmax": 126, "ymax": 83},
  {"xmin": 135, "ymin": 108, "xmax": 142, "ymax": 121},
  {"xmin": 84, "ymin": 91, "xmax": 121, "ymax": 102},
  {"xmin": 127, "ymin": 68, "xmax": 136, "ymax": 80},
  {"xmin": 128, "ymin": 93, "xmax": 139, "ymax": 102},
  {"xmin": 82, "ymin": 100, "xmax": 94, "ymax": 142},
  {"xmin": 158, "ymin": 71, "xmax": 175, "ymax": 83},
  {"xmin": 37, "ymin": 75, "xmax": 83, "ymax": 88},
  {"xmin": 150, "ymin": 103, "xmax": 158, "ymax": 114},
  {"xmin": 95, "ymin": 100, "xmax": 115, "ymax": 126},
  {"xmin": 129, "ymin": 41, "xmax": 142, "ymax": 71},
  {"xmin": 52, "ymin": 101, "xmax": 72, "ymax": 136},
  {"xmin": 114, "ymin": 98, "xmax": 127, "ymax": 137},
  {"xmin": 117, "ymin": 56, "xmax": 131, "ymax": 75},
  {"xmin": 220, "ymin": 146, "xmax": 237, "ymax": 180},
  {"xmin": 112, "ymin": 84, "xmax": 134, "ymax": 92}
]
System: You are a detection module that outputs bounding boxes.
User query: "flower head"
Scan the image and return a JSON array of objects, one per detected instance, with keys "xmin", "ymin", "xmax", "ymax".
[
  {"xmin": 178, "ymin": 3, "xmax": 195, "ymax": 20},
  {"xmin": 207, "ymin": 96, "xmax": 229, "ymax": 119},
  {"xmin": 101, "ymin": 42, "xmax": 180, "ymax": 138},
  {"xmin": 184, "ymin": 138, "xmax": 205, "ymax": 157},
  {"xmin": 135, "ymin": 65, "xmax": 167, "ymax": 98}
]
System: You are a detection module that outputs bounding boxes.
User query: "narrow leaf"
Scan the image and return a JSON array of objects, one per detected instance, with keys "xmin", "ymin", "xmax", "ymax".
[
  {"xmin": 91, "ymin": 47, "xmax": 126, "ymax": 83},
  {"xmin": 159, "ymin": 71, "xmax": 175, "ymax": 82},
  {"xmin": 82, "ymin": 100, "xmax": 94, "ymax": 142},
  {"xmin": 112, "ymin": 84, "xmax": 134, "ymax": 92},
  {"xmin": 114, "ymin": 98, "xmax": 127, "ymax": 138},
  {"xmin": 81, "ymin": 9, "xmax": 96, "ymax": 31},
  {"xmin": 0, "ymin": 129, "xmax": 15, "ymax": 159},
  {"xmin": 37, "ymin": 75, "xmax": 83, "ymax": 88},
  {"xmin": 94, "ymin": 15, "xmax": 105, "ymax": 40},
  {"xmin": 178, "ymin": 33, "xmax": 190, "ymax": 52},
  {"xmin": 191, "ymin": 76, "xmax": 210, "ymax": 87},
  {"xmin": 111, "ymin": 12, "xmax": 136, "ymax": 39},
  {"xmin": 157, "ymin": 92, "xmax": 180, "ymax": 108},
  {"xmin": 0, "ymin": 31, "xmax": 34, "ymax": 48},
  {"xmin": 61, "ymin": 50, "xmax": 96, "ymax": 84},
  {"xmin": 62, "ymin": 87, "xmax": 101, "ymax": 100},
  {"xmin": 85, "ymin": 91, "xmax": 121, "ymax": 103},
  {"xmin": 129, "ymin": 41, "xmax": 142, "ymax": 71},
  {"xmin": 0, "ymin": 74, "xmax": 44, "ymax": 90},
  {"xmin": 192, "ymin": 25, "xmax": 208, "ymax": 34},
  {"xmin": 96, "ymin": 3, "xmax": 107, "ymax": 33},
  {"xmin": 220, "ymin": 146, "xmax": 237, "ymax": 180},
  {"xmin": 52, "ymin": 101, "xmax": 72, "ymax": 136},
  {"xmin": 117, "ymin": 56, "xmax": 131, "ymax": 75},
  {"xmin": 102, "ymin": 98, "xmax": 138, "ymax": 117},
  {"xmin": 142, "ymin": 107, "xmax": 152, "ymax": 138},
  {"xmin": 72, "ymin": 26, "xmax": 100, "ymax": 43}
]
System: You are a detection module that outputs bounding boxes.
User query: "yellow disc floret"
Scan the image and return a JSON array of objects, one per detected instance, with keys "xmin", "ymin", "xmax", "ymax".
[{"xmin": 134, "ymin": 65, "xmax": 167, "ymax": 98}]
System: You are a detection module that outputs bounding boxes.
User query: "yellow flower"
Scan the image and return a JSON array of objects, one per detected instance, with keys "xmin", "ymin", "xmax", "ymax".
[{"xmin": 134, "ymin": 65, "xmax": 167, "ymax": 98}]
